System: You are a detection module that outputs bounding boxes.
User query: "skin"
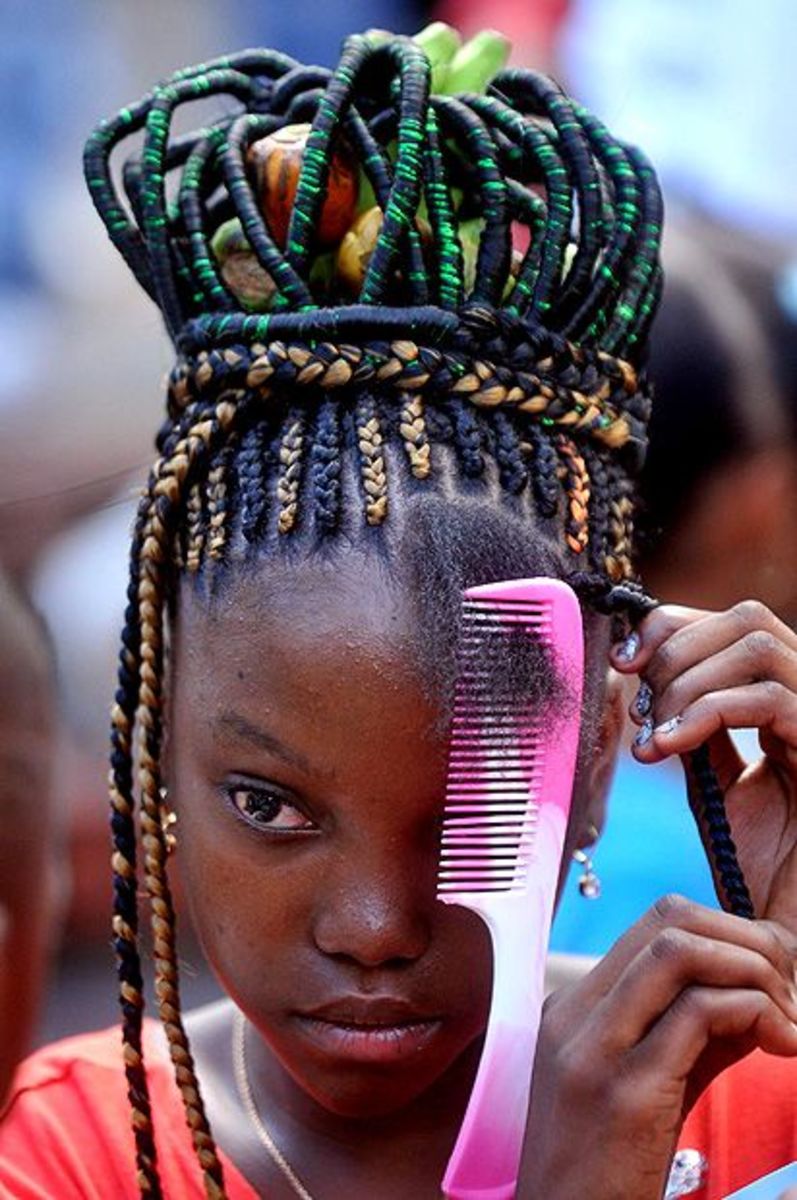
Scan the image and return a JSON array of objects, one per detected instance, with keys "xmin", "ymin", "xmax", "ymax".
[{"xmin": 167, "ymin": 555, "xmax": 797, "ymax": 1199}]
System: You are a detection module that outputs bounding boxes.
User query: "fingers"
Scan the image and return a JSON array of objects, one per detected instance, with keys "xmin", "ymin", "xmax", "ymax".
[
  {"xmin": 633, "ymin": 682, "xmax": 797, "ymax": 768},
  {"xmin": 629, "ymin": 984, "xmax": 797, "ymax": 1084},
  {"xmin": 553, "ymin": 893, "xmax": 797, "ymax": 1012},
  {"xmin": 612, "ymin": 601, "xmax": 797, "ymax": 686},
  {"xmin": 610, "ymin": 600, "xmax": 797, "ymax": 770},
  {"xmin": 588, "ymin": 922, "xmax": 797, "ymax": 1055}
]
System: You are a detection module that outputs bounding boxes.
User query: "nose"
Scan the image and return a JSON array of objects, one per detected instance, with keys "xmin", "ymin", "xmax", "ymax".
[{"xmin": 312, "ymin": 842, "xmax": 434, "ymax": 968}]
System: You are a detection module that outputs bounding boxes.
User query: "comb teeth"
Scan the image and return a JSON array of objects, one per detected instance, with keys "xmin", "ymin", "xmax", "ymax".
[{"xmin": 437, "ymin": 598, "xmax": 554, "ymax": 896}]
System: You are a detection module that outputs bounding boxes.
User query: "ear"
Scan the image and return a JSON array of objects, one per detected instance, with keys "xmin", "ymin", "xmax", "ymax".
[{"xmin": 578, "ymin": 666, "xmax": 625, "ymax": 847}]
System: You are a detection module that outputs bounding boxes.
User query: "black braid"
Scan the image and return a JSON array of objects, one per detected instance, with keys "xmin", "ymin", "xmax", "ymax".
[
  {"xmin": 583, "ymin": 447, "xmax": 612, "ymax": 576},
  {"xmin": 236, "ymin": 422, "xmax": 270, "ymax": 544},
  {"xmin": 310, "ymin": 400, "xmax": 343, "ymax": 533},
  {"xmin": 526, "ymin": 427, "xmax": 560, "ymax": 518},
  {"xmin": 449, "ymin": 397, "xmax": 485, "ymax": 478},
  {"xmin": 491, "ymin": 409, "xmax": 528, "ymax": 494},
  {"xmin": 687, "ymin": 744, "xmax": 756, "ymax": 919}
]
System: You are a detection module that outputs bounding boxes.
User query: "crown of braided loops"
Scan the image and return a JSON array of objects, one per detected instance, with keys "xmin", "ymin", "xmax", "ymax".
[{"xmin": 85, "ymin": 31, "xmax": 752, "ymax": 1200}]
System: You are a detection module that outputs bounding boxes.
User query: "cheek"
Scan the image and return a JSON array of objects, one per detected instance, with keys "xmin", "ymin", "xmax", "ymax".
[{"xmin": 174, "ymin": 815, "xmax": 308, "ymax": 1001}]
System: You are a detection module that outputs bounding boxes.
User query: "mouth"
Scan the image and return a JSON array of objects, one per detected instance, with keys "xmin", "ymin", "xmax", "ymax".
[{"xmin": 293, "ymin": 997, "xmax": 444, "ymax": 1064}]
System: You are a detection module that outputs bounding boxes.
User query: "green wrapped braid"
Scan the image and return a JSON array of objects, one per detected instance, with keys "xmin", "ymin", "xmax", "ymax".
[{"xmin": 83, "ymin": 29, "xmax": 753, "ymax": 1200}]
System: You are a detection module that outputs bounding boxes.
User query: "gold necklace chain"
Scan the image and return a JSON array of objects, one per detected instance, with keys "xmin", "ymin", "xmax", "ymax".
[{"xmin": 232, "ymin": 1009, "xmax": 316, "ymax": 1200}]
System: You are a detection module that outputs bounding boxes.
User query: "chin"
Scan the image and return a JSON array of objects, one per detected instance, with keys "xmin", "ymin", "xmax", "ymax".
[{"xmin": 299, "ymin": 1059, "xmax": 456, "ymax": 1120}]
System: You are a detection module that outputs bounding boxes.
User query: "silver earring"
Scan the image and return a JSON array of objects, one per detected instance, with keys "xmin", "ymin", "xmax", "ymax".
[{"xmin": 573, "ymin": 843, "xmax": 601, "ymax": 900}]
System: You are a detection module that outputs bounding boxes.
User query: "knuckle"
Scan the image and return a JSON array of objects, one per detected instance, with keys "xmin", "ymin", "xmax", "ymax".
[
  {"xmin": 650, "ymin": 639, "xmax": 678, "ymax": 678},
  {"xmin": 732, "ymin": 598, "xmax": 771, "ymax": 632},
  {"xmin": 757, "ymin": 919, "xmax": 794, "ymax": 964},
  {"xmin": 648, "ymin": 927, "xmax": 690, "ymax": 967},
  {"xmin": 672, "ymin": 985, "xmax": 708, "ymax": 1022},
  {"xmin": 741, "ymin": 629, "xmax": 779, "ymax": 668},
  {"xmin": 555, "ymin": 1043, "xmax": 600, "ymax": 1098},
  {"xmin": 651, "ymin": 893, "xmax": 694, "ymax": 927},
  {"xmin": 761, "ymin": 678, "xmax": 786, "ymax": 705}
]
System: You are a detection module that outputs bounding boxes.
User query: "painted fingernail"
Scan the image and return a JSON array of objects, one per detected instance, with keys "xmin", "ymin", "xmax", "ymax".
[
  {"xmin": 616, "ymin": 631, "xmax": 641, "ymax": 663},
  {"xmin": 634, "ymin": 718, "xmax": 654, "ymax": 748},
  {"xmin": 654, "ymin": 715, "xmax": 683, "ymax": 736},
  {"xmin": 633, "ymin": 681, "xmax": 653, "ymax": 718}
]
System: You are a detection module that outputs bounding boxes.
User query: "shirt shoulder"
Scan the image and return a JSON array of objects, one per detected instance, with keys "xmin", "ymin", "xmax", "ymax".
[
  {"xmin": 678, "ymin": 1051, "xmax": 797, "ymax": 1199},
  {"xmin": 0, "ymin": 1022, "xmax": 257, "ymax": 1200}
]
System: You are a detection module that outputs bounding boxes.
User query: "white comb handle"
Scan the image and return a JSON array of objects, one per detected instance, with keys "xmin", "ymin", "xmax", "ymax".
[{"xmin": 442, "ymin": 809, "xmax": 565, "ymax": 1200}]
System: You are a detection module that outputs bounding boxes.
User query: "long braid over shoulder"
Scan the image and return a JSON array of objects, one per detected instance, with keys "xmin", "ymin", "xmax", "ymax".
[{"xmin": 85, "ymin": 30, "xmax": 753, "ymax": 1198}]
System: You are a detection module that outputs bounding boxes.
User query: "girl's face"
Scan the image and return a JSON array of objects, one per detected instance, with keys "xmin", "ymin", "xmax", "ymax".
[{"xmin": 168, "ymin": 551, "xmax": 591, "ymax": 1120}]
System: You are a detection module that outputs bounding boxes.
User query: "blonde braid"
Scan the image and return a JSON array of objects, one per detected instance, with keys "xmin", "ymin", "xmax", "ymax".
[
  {"xmin": 356, "ymin": 398, "xmax": 388, "ymax": 525},
  {"xmin": 185, "ymin": 482, "xmax": 205, "ymax": 573},
  {"xmin": 399, "ymin": 393, "xmax": 431, "ymax": 479},
  {"xmin": 276, "ymin": 415, "xmax": 305, "ymax": 534}
]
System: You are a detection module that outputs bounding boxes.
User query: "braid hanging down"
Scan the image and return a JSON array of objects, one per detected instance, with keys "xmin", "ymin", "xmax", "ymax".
[{"xmin": 85, "ymin": 29, "xmax": 753, "ymax": 1199}]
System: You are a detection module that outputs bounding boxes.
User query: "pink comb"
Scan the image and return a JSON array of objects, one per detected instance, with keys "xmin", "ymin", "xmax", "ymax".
[{"xmin": 438, "ymin": 578, "xmax": 584, "ymax": 1200}]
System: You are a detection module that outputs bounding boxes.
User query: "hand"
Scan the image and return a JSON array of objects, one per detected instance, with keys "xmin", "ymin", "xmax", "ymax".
[
  {"xmin": 516, "ymin": 600, "xmax": 797, "ymax": 1200},
  {"xmin": 517, "ymin": 897, "xmax": 797, "ymax": 1200},
  {"xmin": 612, "ymin": 599, "xmax": 797, "ymax": 931}
]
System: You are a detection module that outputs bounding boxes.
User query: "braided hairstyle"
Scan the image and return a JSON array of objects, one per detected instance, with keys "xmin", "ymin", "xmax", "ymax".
[{"xmin": 84, "ymin": 32, "xmax": 753, "ymax": 1199}]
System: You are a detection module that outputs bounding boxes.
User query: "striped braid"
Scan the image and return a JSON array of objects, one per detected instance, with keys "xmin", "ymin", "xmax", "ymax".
[{"xmin": 557, "ymin": 436, "xmax": 591, "ymax": 555}]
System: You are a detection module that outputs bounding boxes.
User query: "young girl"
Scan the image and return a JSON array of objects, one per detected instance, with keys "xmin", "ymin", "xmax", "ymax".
[{"xmin": 2, "ymin": 28, "xmax": 797, "ymax": 1200}]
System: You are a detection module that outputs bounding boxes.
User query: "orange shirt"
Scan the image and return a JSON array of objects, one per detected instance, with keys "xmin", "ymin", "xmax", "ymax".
[
  {"xmin": 0, "ymin": 1025, "xmax": 795, "ymax": 1198},
  {"xmin": 678, "ymin": 1050, "xmax": 797, "ymax": 1199},
  {"xmin": 0, "ymin": 1022, "xmax": 256, "ymax": 1199}
]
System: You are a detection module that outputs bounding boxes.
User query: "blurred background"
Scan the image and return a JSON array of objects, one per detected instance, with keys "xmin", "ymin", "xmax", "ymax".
[{"xmin": 0, "ymin": 0, "xmax": 795, "ymax": 1061}]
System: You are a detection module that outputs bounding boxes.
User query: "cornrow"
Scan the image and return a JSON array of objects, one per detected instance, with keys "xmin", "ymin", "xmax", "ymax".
[
  {"xmin": 399, "ymin": 393, "xmax": 431, "ymax": 480},
  {"xmin": 557, "ymin": 436, "xmax": 591, "ymax": 555},
  {"xmin": 309, "ymin": 400, "xmax": 343, "ymax": 531},
  {"xmin": 206, "ymin": 437, "xmax": 237, "ymax": 562},
  {"xmin": 276, "ymin": 411, "xmax": 306, "ymax": 535},
  {"xmin": 236, "ymin": 422, "xmax": 269, "ymax": 545},
  {"xmin": 184, "ymin": 482, "xmax": 207, "ymax": 573},
  {"xmin": 449, "ymin": 396, "xmax": 485, "ymax": 478},
  {"xmin": 524, "ymin": 427, "xmax": 560, "ymax": 518},
  {"xmin": 85, "ymin": 29, "xmax": 752, "ymax": 1197},
  {"xmin": 582, "ymin": 447, "xmax": 612, "ymax": 577},
  {"xmin": 355, "ymin": 395, "xmax": 389, "ymax": 526},
  {"xmin": 491, "ymin": 409, "xmax": 528, "ymax": 495}
]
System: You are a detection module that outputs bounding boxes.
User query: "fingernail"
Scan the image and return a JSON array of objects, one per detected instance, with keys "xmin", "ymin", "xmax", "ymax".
[
  {"xmin": 654, "ymin": 715, "xmax": 683, "ymax": 736},
  {"xmin": 633, "ymin": 681, "xmax": 653, "ymax": 718},
  {"xmin": 616, "ymin": 631, "xmax": 641, "ymax": 663},
  {"xmin": 634, "ymin": 718, "xmax": 654, "ymax": 748}
]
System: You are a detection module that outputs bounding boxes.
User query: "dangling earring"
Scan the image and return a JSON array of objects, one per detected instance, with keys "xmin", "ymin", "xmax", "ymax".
[
  {"xmin": 159, "ymin": 787, "xmax": 178, "ymax": 855},
  {"xmin": 573, "ymin": 822, "xmax": 601, "ymax": 900}
]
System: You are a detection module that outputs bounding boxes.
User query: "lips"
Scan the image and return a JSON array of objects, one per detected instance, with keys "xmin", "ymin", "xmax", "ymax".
[{"xmin": 293, "ymin": 995, "xmax": 444, "ymax": 1064}]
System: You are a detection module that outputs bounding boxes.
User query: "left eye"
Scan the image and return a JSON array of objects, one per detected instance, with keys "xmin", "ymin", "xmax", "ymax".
[{"xmin": 228, "ymin": 786, "xmax": 314, "ymax": 832}]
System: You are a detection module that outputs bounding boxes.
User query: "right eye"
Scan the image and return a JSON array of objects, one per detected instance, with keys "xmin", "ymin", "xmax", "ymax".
[{"xmin": 226, "ymin": 784, "xmax": 315, "ymax": 833}]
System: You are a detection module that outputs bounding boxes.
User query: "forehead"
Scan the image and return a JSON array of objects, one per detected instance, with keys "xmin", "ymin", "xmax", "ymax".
[{"xmin": 171, "ymin": 552, "xmax": 439, "ymax": 731}]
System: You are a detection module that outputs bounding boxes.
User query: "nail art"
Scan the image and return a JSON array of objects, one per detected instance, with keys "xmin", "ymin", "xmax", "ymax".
[
  {"xmin": 616, "ymin": 631, "xmax": 641, "ymax": 663},
  {"xmin": 633, "ymin": 681, "xmax": 653, "ymax": 718},
  {"xmin": 634, "ymin": 718, "xmax": 654, "ymax": 748},
  {"xmin": 654, "ymin": 715, "xmax": 683, "ymax": 736}
]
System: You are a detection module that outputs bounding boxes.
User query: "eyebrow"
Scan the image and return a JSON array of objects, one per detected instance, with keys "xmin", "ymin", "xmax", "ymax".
[{"xmin": 217, "ymin": 711, "xmax": 315, "ymax": 775}]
